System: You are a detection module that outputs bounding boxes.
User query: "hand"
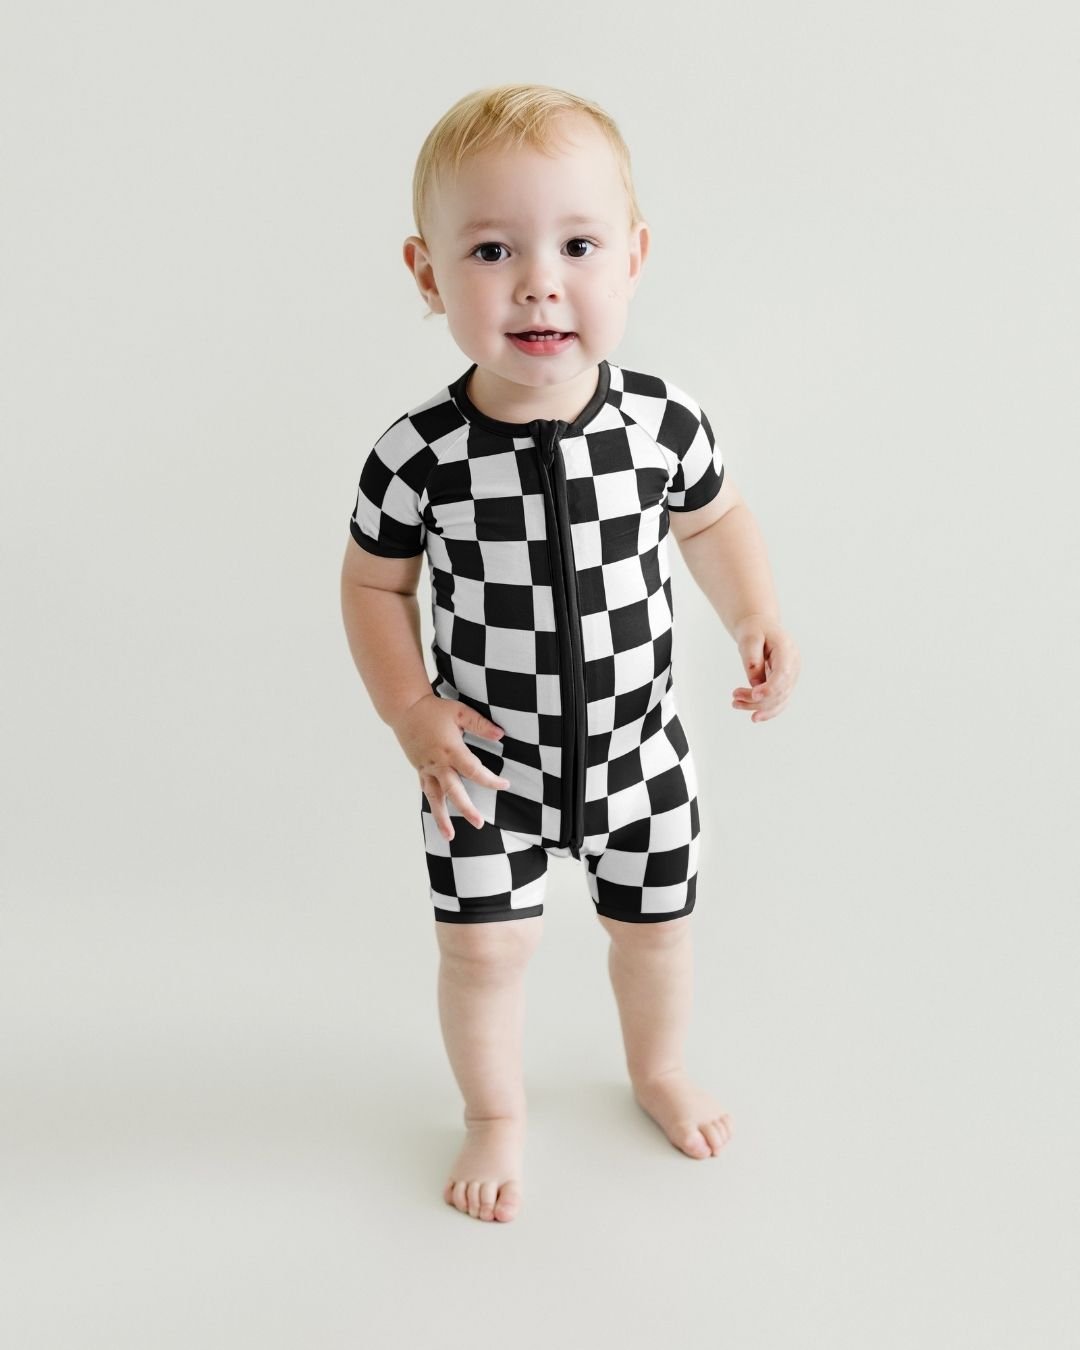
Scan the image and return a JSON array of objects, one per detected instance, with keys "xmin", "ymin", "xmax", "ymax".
[
  {"xmin": 391, "ymin": 694, "xmax": 511, "ymax": 840},
  {"xmin": 730, "ymin": 615, "xmax": 801, "ymax": 723}
]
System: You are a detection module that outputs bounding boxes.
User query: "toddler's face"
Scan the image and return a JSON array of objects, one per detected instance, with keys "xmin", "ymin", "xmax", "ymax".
[{"xmin": 404, "ymin": 115, "xmax": 648, "ymax": 399}]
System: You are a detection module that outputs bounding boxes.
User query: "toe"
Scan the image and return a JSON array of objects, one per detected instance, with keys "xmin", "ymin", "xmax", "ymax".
[
  {"xmin": 466, "ymin": 1180, "xmax": 482, "ymax": 1218},
  {"xmin": 677, "ymin": 1126, "xmax": 711, "ymax": 1158},
  {"xmin": 450, "ymin": 1179, "xmax": 469, "ymax": 1213},
  {"xmin": 478, "ymin": 1181, "xmax": 498, "ymax": 1221},
  {"xmin": 700, "ymin": 1120, "xmax": 726, "ymax": 1154},
  {"xmin": 494, "ymin": 1180, "xmax": 521, "ymax": 1221}
]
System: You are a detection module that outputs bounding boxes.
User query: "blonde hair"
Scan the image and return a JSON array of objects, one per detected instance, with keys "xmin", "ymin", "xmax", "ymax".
[{"xmin": 411, "ymin": 83, "xmax": 643, "ymax": 245}]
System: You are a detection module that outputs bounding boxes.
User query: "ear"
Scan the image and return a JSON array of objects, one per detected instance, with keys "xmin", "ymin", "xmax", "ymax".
[
  {"xmin": 402, "ymin": 236, "xmax": 446, "ymax": 316},
  {"xmin": 628, "ymin": 220, "xmax": 650, "ymax": 289}
]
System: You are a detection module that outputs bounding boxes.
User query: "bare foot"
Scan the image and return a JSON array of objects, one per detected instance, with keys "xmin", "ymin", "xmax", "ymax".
[
  {"xmin": 443, "ymin": 1115, "xmax": 525, "ymax": 1221},
  {"xmin": 631, "ymin": 1069, "xmax": 735, "ymax": 1158}
]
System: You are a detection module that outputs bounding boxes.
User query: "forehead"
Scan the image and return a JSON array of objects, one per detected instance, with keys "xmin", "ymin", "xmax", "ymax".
[{"xmin": 435, "ymin": 120, "xmax": 626, "ymax": 236}]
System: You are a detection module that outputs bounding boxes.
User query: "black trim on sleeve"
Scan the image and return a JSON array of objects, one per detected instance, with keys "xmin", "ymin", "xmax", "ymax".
[{"xmin": 349, "ymin": 517, "xmax": 424, "ymax": 558}]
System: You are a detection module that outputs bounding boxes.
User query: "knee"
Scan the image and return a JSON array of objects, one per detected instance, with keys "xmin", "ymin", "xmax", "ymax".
[
  {"xmin": 599, "ymin": 912, "xmax": 692, "ymax": 952},
  {"xmin": 436, "ymin": 914, "xmax": 542, "ymax": 971}
]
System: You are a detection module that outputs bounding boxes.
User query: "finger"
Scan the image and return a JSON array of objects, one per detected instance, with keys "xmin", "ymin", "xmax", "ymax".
[
  {"xmin": 464, "ymin": 710, "xmax": 506, "ymax": 741},
  {"xmin": 751, "ymin": 694, "xmax": 791, "ymax": 722},
  {"xmin": 732, "ymin": 690, "xmax": 789, "ymax": 714},
  {"xmin": 440, "ymin": 768, "xmax": 485, "ymax": 830},
  {"xmin": 456, "ymin": 750, "xmax": 511, "ymax": 791},
  {"xmin": 421, "ymin": 774, "xmax": 456, "ymax": 841},
  {"xmin": 763, "ymin": 639, "xmax": 799, "ymax": 687},
  {"xmin": 736, "ymin": 684, "xmax": 788, "ymax": 705}
]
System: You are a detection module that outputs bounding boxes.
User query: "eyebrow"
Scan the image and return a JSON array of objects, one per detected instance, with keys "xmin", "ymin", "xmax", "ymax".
[{"xmin": 456, "ymin": 214, "xmax": 609, "ymax": 238}]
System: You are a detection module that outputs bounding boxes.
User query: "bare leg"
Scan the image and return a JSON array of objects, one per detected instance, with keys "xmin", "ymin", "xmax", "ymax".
[
  {"xmin": 597, "ymin": 913, "xmax": 734, "ymax": 1158},
  {"xmin": 434, "ymin": 914, "xmax": 542, "ymax": 1220}
]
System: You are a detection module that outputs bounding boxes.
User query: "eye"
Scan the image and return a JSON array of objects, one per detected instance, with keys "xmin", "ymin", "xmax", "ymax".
[
  {"xmin": 468, "ymin": 238, "xmax": 599, "ymax": 263},
  {"xmin": 470, "ymin": 242, "xmax": 508, "ymax": 263}
]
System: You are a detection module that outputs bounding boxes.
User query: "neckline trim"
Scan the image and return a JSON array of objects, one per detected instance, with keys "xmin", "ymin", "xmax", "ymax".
[{"xmin": 449, "ymin": 360, "xmax": 611, "ymax": 437}]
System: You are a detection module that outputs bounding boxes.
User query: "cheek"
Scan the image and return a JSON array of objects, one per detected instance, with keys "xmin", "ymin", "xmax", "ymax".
[
  {"xmin": 465, "ymin": 283, "xmax": 504, "ymax": 318},
  {"xmin": 446, "ymin": 270, "xmax": 493, "ymax": 308},
  {"xmin": 591, "ymin": 270, "xmax": 627, "ymax": 304}
]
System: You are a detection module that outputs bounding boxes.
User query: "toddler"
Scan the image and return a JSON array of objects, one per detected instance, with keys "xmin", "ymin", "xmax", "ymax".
[{"xmin": 340, "ymin": 84, "xmax": 801, "ymax": 1223}]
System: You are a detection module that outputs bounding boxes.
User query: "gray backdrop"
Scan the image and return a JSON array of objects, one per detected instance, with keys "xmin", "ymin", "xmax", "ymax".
[{"xmin": 3, "ymin": 2, "xmax": 1077, "ymax": 1346}]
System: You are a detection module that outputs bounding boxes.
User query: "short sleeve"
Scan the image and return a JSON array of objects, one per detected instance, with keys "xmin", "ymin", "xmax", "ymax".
[
  {"xmin": 660, "ymin": 383, "xmax": 724, "ymax": 512},
  {"xmin": 348, "ymin": 413, "xmax": 434, "ymax": 558}
]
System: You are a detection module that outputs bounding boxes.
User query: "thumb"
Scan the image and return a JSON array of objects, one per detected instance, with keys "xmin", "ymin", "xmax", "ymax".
[{"xmin": 738, "ymin": 632, "xmax": 767, "ymax": 685}]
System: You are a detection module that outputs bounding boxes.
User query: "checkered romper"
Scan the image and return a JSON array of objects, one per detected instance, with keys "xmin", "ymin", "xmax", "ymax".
[{"xmin": 349, "ymin": 359, "xmax": 724, "ymax": 924}]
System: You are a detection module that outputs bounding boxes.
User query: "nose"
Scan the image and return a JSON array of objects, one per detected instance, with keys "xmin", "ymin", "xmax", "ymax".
[{"xmin": 514, "ymin": 257, "xmax": 562, "ymax": 306}]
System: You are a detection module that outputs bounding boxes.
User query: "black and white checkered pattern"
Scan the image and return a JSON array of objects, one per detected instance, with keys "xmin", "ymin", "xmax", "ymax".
[
  {"xmin": 419, "ymin": 708, "xmax": 700, "ymax": 923},
  {"xmin": 350, "ymin": 359, "xmax": 723, "ymax": 922}
]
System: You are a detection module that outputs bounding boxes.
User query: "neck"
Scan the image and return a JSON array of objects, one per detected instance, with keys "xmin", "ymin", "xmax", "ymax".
[{"xmin": 466, "ymin": 363, "xmax": 601, "ymax": 426}]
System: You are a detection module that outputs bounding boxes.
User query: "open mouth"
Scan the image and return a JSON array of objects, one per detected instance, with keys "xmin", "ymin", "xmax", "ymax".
[{"xmin": 510, "ymin": 330, "xmax": 575, "ymax": 341}]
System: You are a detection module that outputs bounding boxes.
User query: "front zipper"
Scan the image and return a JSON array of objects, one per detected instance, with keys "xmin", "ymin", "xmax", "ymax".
[{"xmin": 537, "ymin": 420, "xmax": 587, "ymax": 858}]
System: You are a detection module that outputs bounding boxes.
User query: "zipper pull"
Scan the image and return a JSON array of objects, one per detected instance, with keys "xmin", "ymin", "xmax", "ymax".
[{"xmin": 538, "ymin": 421, "xmax": 558, "ymax": 466}]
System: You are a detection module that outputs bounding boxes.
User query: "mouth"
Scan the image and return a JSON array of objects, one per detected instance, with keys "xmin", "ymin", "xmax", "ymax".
[
  {"xmin": 507, "ymin": 330, "xmax": 577, "ymax": 353},
  {"xmin": 509, "ymin": 329, "xmax": 576, "ymax": 340}
]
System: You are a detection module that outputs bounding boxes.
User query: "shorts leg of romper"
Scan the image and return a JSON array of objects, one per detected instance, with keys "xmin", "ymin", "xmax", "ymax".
[
  {"xmin": 419, "ymin": 712, "xmax": 701, "ymax": 924},
  {"xmin": 420, "ymin": 794, "xmax": 548, "ymax": 923},
  {"xmin": 580, "ymin": 711, "xmax": 702, "ymax": 923}
]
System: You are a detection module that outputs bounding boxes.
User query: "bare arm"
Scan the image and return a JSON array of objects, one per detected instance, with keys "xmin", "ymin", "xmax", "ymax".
[
  {"xmin": 671, "ymin": 479, "xmax": 799, "ymax": 721},
  {"xmin": 674, "ymin": 500, "xmax": 781, "ymax": 640},
  {"xmin": 339, "ymin": 536, "xmax": 511, "ymax": 836},
  {"xmin": 339, "ymin": 540, "xmax": 431, "ymax": 727}
]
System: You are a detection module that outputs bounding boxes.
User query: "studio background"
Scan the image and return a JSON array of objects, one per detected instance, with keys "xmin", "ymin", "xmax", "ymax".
[{"xmin": 2, "ymin": 2, "xmax": 1076, "ymax": 1346}]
